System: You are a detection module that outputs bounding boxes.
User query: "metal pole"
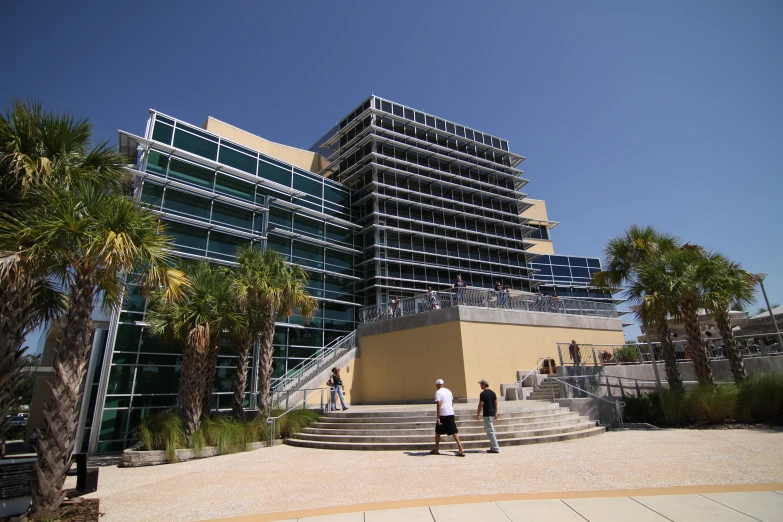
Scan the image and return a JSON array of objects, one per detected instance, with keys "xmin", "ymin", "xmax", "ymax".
[
  {"xmin": 593, "ymin": 347, "xmax": 599, "ymax": 368},
  {"xmin": 758, "ymin": 275, "xmax": 783, "ymax": 351}
]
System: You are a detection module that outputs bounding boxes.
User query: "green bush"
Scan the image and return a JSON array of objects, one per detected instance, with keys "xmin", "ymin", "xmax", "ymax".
[
  {"xmin": 622, "ymin": 392, "xmax": 662, "ymax": 423},
  {"xmin": 684, "ymin": 385, "xmax": 738, "ymax": 424},
  {"xmin": 736, "ymin": 374, "xmax": 783, "ymax": 425},
  {"xmin": 139, "ymin": 411, "xmax": 187, "ymax": 463},
  {"xmin": 271, "ymin": 408, "xmax": 321, "ymax": 439},
  {"xmin": 613, "ymin": 345, "xmax": 640, "ymax": 364}
]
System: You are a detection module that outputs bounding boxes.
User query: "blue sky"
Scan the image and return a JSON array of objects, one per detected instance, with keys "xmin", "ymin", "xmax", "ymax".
[{"xmin": 2, "ymin": 1, "xmax": 781, "ymax": 340}]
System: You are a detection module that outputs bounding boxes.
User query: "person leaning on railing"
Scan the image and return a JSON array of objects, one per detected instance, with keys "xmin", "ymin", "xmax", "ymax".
[
  {"xmin": 452, "ymin": 275, "xmax": 467, "ymax": 304},
  {"xmin": 428, "ymin": 286, "xmax": 440, "ymax": 310}
]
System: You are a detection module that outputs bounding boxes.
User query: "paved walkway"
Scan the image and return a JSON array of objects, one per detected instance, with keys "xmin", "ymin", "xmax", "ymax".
[
  {"xmin": 69, "ymin": 428, "xmax": 783, "ymax": 522},
  {"xmin": 212, "ymin": 486, "xmax": 783, "ymax": 521}
]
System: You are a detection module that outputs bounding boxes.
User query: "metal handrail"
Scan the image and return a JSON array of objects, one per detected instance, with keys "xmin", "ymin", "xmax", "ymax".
[
  {"xmin": 548, "ymin": 376, "xmax": 625, "ymax": 429},
  {"xmin": 266, "ymin": 387, "xmax": 327, "ymax": 446},
  {"xmin": 516, "ymin": 358, "xmax": 546, "ymax": 397},
  {"xmin": 359, "ymin": 287, "xmax": 618, "ymax": 323}
]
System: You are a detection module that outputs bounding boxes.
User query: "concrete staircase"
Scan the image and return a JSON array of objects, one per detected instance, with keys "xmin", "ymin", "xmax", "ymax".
[
  {"xmin": 285, "ymin": 402, "xmax": 604, "ymax": 451},
  {"xmin": 527, "ymin": 377, "xmax": 562, "ymax": 401}
]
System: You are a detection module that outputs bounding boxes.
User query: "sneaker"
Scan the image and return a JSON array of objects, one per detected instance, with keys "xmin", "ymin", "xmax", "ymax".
[{"xmin": 487, "ymin": 449, "xmax": 500, "ymax": 454}]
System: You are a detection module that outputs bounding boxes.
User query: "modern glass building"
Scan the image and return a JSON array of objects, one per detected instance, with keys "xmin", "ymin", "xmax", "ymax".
[
  {"xmin": 310, "ymin": 96, "xmax": 539, "ymax": 307},
  {"xmin": 56, "ymin": 96, "xmax": 615, "ymax": 454}
]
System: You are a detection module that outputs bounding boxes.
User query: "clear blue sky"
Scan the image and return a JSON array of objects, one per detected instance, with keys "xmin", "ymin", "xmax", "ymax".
[{"xmin": 2, "ymin": 0, "xmax": 781, "ymax": 340}]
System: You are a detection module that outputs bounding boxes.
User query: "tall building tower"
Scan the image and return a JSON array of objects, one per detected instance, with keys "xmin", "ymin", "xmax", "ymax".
[{"xmin": 311, "ymin": 96, "xmax": 538, "ymax": 307}]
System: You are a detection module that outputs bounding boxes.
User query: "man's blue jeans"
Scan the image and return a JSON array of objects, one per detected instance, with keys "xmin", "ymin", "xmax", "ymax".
[
  {"xmin": 483, "ymin": 416, "xmax": 500, "ymax": 451},
  {"xmin": 331, "ymin": 385, "xmax": 347, "ymax": 410}
]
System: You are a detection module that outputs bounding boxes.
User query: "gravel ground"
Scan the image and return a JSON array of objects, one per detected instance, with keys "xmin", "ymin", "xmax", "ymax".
[{"xmin": 68, "ymin": 428, "xmax": 783, "ymax": 522}]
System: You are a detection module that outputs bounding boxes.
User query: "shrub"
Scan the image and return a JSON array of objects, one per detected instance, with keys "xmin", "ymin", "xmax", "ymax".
[
  {"xmin": 272, "ymin": 408, "xmax": 321, "ymax": 439},
  {"xmin": 736, "ymin": 374, "xmax": 783, "ymax": 425},
  {"xmin": 622, "ymin": 392, "xmax": 662, "ymax": 423},
  {"xmin": 613, "ymin": 345, "xmax": 640, "ymax": 364},
  {"xmin": 684, "ymin": 385, "xmax": 738, "ymax": 424},
  {"xmin": 139, "ymin": 411, "xmax": 187, "ymax": 463}
]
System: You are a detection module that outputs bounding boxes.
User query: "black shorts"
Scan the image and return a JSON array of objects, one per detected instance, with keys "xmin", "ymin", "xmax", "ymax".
[{"xmin": 435, "ymin": 415, "xmax": 458, "ymax": 435}]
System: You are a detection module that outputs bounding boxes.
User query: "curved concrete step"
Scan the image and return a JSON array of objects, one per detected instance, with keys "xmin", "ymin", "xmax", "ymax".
[
  {"xmin": 320, "ymin": 403, "xmax": 560, "ymax": 418},
  {"xmin": 315, "ymin": 408, "xmax": 569, "ymax": 425},
  {"xmin": 308, "ymin": 411, "xmax": 578, "ymax": 430},
  {"xmin": 285, "ymin": 426, "xmax": 606, "ymax": 451},
  {"xmin": 293, "ymin": 421, "xmax": 597, "ymax": 443},
  {"xmin": 301, "ymin": 415, "xmax": 583, "ymax": 436}
]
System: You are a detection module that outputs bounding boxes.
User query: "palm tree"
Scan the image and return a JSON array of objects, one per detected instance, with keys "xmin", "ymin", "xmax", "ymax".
[
  {"xmin": 230, "ymin": 246, "xmax": 270, "ymax": 417},
  {"xmin": 592, "ymin": 225, "xmax": 680, "ymax": 344},
  {"xmin": 629, "ymin": 259, "xmax": 685, "ymax": 394},
  {"xmin": 146, "ymin": 260, "xmax": 237, "ymax": 436},
  {"xmin": 0, "ymin": 181, "xmax": 186, "ymax": 515},
  {"xmin": 663, "ymin": 246, "xmax": 714, "ymax": 387},
  {"xmin": 253, "ymin": 249, "xmax": 317, "ymax": 416},
  {"xmin": 701, "ymin": 253, "xmax": 756, "ymax": 384},
  {"xmin": 0, "ymin": 101, "xmax": 117, "ymax": 440}
]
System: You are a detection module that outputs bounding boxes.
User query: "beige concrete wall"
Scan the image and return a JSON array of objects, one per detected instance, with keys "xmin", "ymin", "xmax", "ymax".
[
  {"xmin": 525, "ymin": 240, "xmax": 555, "ymax": 254},
  {"xmin": 202, "ymin": 117, "xmax": 328, "ymax": 173},
  {"xmin": 357, "ymin": 322, "xmax": 467, "ymax": 403},
  {"xmin": 354, "ymin": 317, "xmax": 624, "ymax": 403},
  {"xmin": 520, "ymin": 198, "xmax": 549, "ymax": 221},
  {"xmin": 459, "ymin": 322, "xmax": 624, "ymax": 396}
]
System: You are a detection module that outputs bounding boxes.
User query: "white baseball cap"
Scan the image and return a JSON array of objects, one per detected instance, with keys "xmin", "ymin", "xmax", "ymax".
[{"xmin": 435, "ymin": 379, "xmax": 444, "ymax": 385}]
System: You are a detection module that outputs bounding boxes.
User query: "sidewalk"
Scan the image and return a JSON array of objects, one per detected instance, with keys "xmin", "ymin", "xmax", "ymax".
[{"xmin": 208, "ymin": 485, "xmax": 783, "ymax": 521}]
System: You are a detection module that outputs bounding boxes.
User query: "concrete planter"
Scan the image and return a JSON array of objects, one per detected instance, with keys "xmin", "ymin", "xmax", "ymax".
[{"xmin": 120, "ymin": 440, "xmax": 268, "ymax": 467}]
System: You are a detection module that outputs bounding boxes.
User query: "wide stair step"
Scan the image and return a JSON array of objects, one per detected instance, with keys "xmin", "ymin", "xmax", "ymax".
[{"xmin": 285, "ymin": 402, "xmax": 604, "ymax": 451}]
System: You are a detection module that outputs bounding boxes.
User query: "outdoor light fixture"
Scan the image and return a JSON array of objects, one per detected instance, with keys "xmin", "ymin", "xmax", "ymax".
[{"xmin": 753, "ymin": 272, "xmax": 783, "ymax": 350}]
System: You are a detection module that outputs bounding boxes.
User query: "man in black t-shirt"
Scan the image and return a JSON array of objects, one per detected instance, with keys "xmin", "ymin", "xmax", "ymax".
[{"xmin": 476, "ymin": 379, "xmax": 500, "ymax": 453}]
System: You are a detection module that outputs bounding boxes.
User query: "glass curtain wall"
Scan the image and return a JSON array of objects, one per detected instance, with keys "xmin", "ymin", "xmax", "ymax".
[
  {"xmin": 527, "ymin": 255, "xmax": 613, "ymax": 301},
  {"xmin": 95, "ymin": 112, "xmax": 358, "ymax": 452},
  {"xmin": 313, "ymin": 96, "xmax": 536, "ymax": 307}
]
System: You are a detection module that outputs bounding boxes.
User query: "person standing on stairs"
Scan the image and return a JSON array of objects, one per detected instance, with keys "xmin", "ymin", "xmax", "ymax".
[
  {"xmin": 476, "ymin": 379, "xmax": 500, "ymax": 453},
  {"xmin": 430, "ymin": 379, "xmax": 465, "ymax": 457},
  {"xmin": 328, "ymin": 367, "xmax": 348, "ymax": 411}
]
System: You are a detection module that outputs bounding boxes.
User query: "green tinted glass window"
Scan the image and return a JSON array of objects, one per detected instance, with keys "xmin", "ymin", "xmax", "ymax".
[
  {"xmin": 219, "ymin": 145, "xmax": 256, "ymax": 174},
  {"xmin": 294, "ymin": 214, "xmax": 323, "ymax": 238},
  {"xmin": 215, "ymin": 173, "xmax": 254, "ymax": 201},
  {"xmin": 293, "ymin": 172, "xmax": 322, "ymax": 198},
  {"xmin": 324, "ymin": 185, "xmax": 349, "ymax": 206},
  {"xmin": 140, "ymin": 183, "xmax": 163, "ymax": 207},
  {"xmin": 259, "ymin": 160, "xmax": 291, "ymax": 186},
  {"xmin": 324, "ymin": 302, "xmax": 355, "ymax": 322},
  {"xmin": 151, "ymin": 122, "xmax": 173, "ymax": 145},
  {"xmin": 134, "ymin": 366, "xmax": 180, "ymax": 394},
  {"xmin": 325, "ymin": 249, "xmax": 352, "ymax": 269},
  {"xmin": 212, "ymin": 202, "xmax": 252, "ymax": 230},
  {"xmin": 268, "ymin": 207, "xmax": 292, "ymax": 229},
  {"xmin": 106, "ymin": 366, "xmax": 134, "ymax": 394},
  {"xmin": 163, "ymin": 189, "xmax": 211, "ymax": 219},
  {"xmin": 173, "ymin": 128, "xmax": 218, "ymax": 160},
  {"xmin": 288, "ymin": 328, "xmax": 322, "ymax": 347},
  {"xmin": 167, "ymin": 222, "xmax": 208, "ymax": 254},
  {"xmin": 168, "ymin": 158, "xmax": 214, "ymax": 188},
  {"xmin": 98, "ymin": 408, "xmax": 129, "ymax": 440},
  {"xmin": 114, "ymin": 324, "xmax": 141, "ymax": 352},
  {"xmin": 325, "ymin": 224, "xmax": 351, "ymax": 245},
  {"xmin": 292, "ymin": 241, "xmax": 323, "ymax": 267},
  {"xmin": 146, "ymin": 151, "xmax": 168, "ymax": 175},
  {"xmin": 266, "ymin": 235, "xmax": 291, "ymax": 259},
  {"xmin": 122, "ymin": 284, "xmax": 146, "ymax": 312},
  {"xmin": 208, "ymin": 231, "xmax": 246, "ymax": 260}
]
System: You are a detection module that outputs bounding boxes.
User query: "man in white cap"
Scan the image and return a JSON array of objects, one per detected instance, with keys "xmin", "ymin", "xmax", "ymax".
[
  {"xmin": 430, "ymin": 379, "xmax": 465, "ymax": 456},
  {"xmin": 476, "ymin": 379, "xmax": 500, "ymax": 453}
]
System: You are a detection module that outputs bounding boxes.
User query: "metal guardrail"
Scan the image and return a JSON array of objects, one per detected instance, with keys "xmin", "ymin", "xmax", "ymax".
[
  {"xmin": 269, "ymin": 330, "xmax": 357, "ymax": 407},
  {"xmin": 566, "ymin": 333, "xmax": 782, "ymax": 367},
  {"xmin": 359, "ymin": 287, "xmax": 618, "ymax": 323},
  {"xmin": 548, "ymin": 376, "xmax": 625, "ymax": 429},
  {"xmin": 266, "ymin": 387, "xmax": 326, "ymax": 446}
]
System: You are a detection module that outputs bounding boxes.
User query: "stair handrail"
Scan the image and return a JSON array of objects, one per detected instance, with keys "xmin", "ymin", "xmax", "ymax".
[
  {"xmin": 516, "ymin": 358, "xmax": 546, "ymax": 398},
  {"xmin": 270, "ymin": 330, "xmax": 357, "ymax": 405},
  {"xmin": 267, "ymin": 386, "xmax": 327, "ymax": 446},
  {"xmin": 547, "ymin": 376, "xmax": 625, "ymax": 430}
]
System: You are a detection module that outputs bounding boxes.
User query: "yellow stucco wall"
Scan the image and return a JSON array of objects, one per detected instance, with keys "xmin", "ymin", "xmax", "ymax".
[
  {"xmin": 355, "ymin": 320, "xmax": 624, "ymax": 403},
  {"xmin": 520, "ymin": 198, "xmax": 549, "ymax": 221},
  {"xmin": 525, "ymin": 240, "xmax": 555, "ymax": 254},
  {"xmin": 202, "ymin": 117, "xmax": 327, "ymax": 173}
]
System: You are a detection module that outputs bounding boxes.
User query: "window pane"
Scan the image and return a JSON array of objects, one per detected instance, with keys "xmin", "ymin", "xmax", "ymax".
[
  {"xmin": 151, "ymin": 122, "xmax": 173, "ymax": 145},
  {"xmin": 106, "ymin": 366, "xmax": 133, "ymax": 394},
  {"xmin": 259, "ymin": 160, "xmax": 291, "ymax": 186},
  {"xmin": 146, "ymin": 151, "xmax": 168, "ymax": 175},
  {"xmin": 212, "ymin": 202, "xmax": 252, "ymax": 231},
  {"xmin": 292, "ymin": 241, "xmax": 323, "ymax": 268},
  {"xmin": 208, "ymin": 231, "xmax": 246, "ymax": 260},
  {"xmin": 173, "ymin": 129, "xmax": 218, "ymax": 160},
  {"xmin": 325, "ymin": 224, "xmax": 351, "ymax": 245},
  {"xmin": 134, "ymin": 366, "xmax": 180, "ymax": 394},
  {"xmin": 550, "ymin": 255, "xmax": 568, "ymax": 266},
  {"xmin": 168, "ymin": 158, "xmax": 213, "ymax": 189},
  {"xmin": 167, "ymin": 222, "xmax": 208, "ymax": 254},
  {"xmin": 140, "ymin": 183, "xmax": 163, "ymax": 207},
  {"xmin": 267, "ymin": 235, "xmax": 291, "ymax": 260},
  {"xmin": 219, "ymin": 145, "xmax": 256, "ymax": 174},
  {"xmin": 324, "ymin": 185, "xmax": 349, "ymax": 206},
  {"xmin": 569, "ymin": 257, "xmax": 588, "ymax": 267},
  {"xmin": 268, "ymin": 207, "xmax": 292, "ymax": 230},
  {"xmin": 294, "ymin": 214, "xmax": 323, "ymax": 238},
  {"xmin": 325, "ymin": 249, "xmax": 352, "ymax": 269},
  {"xmin": 293, "ymin": 172, "xmax": 322, "ymax": 198},
  {"xmin": 215, "ymin": 173, "xmax": 254, "ymax": 201},
  {"xmin": 163, "ymin": 189, "xmax": 211, "ymax": 219}
]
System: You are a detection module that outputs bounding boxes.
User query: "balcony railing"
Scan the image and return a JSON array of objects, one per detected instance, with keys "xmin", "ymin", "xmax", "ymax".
[{"xmin": 359, "ymin": 287, "xmax": 618, "ymax": 324}]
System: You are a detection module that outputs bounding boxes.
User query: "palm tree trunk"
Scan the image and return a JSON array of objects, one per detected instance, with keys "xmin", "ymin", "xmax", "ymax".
[
  {"xmin": 257, "ymin": 315, "xmax": 277, "ymax": 417},
  {"xmin": 655, "ymin": 321, "xmax": 684, "ymax": 394},
  {"xmin": 32, "ymin": 268, "xmax": 95, "ymax": 515},
  {"xmin": 200, "ymin": 343, "xmax": 220, "ymax": 417},
  {"xmin": 0, "ymin": 261, "xmax": 38, "ymax": 437},
  {"xmin": 232, "ymin": 333, "xmax": 252, "ymax": 418},
  {"xmin": 680, "ymin": 295, "xmax": 714, "ymax": 386},
  {"xmin": 714, "ymin": 307, "xmax": 746, "ymax": 384},
  {"xmin": 178, "ymin": 324, "xmax": 209, "ymax": 439}
]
